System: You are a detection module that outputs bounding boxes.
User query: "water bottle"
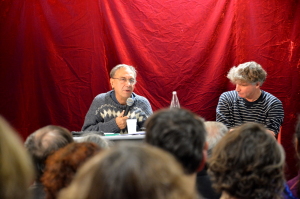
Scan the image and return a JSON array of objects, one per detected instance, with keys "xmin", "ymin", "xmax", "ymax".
[{"xmin": 170, "ymin": 91, "xmax": 180, "ymax": 108}]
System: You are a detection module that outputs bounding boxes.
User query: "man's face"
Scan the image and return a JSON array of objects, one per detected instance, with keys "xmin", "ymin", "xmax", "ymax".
[
  {"xmin": 235, "ymin": 80, "xmax": 260, "ymax": 100},
  {"xmin": 110, "ymin": 67, "xmax": 136, "ymax": 104}
]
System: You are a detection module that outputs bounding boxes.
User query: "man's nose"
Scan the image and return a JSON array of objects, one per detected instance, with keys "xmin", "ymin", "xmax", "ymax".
[
  {"xmin": 235, "ymin": 85, "xmax": 240, "ymax": 92},
  {"xmin": 125, "ymin": 80, "xmax": 132, "ymax": 86}
]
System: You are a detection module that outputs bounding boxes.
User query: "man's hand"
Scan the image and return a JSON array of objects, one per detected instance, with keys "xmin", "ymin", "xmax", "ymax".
[
  {"xmin": 116, "ymin": 110, "xmax": 129, "ymax": 129},
  {"xmin": 229, "ymin": 128, "xmax": 235, "ymax": 132},
  {"xmin": 266, "ymin": 129, "xmax": 276, "ymax": 137}
]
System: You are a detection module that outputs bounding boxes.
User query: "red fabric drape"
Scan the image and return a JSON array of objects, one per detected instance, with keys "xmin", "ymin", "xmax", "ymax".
[{"xmin": 0, "ymin": 0, "xmax": 300, "ymax": 177}]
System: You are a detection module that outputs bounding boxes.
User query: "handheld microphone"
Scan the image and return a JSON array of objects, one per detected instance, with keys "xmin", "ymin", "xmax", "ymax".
[{"xmin": 124, "ymin": 98, "xmax": 134, "ymax": 116}]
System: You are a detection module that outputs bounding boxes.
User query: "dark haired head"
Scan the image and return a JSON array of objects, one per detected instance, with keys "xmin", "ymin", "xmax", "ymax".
[
  {"xmin": 24, "ymin": 125, "xmax": 74, "ymax": 180},
  {"xmin": 144, "ymin": 108, "xmax": 207, "ymax": 174},
  {"xmin": 208, "ymin": 122, "xmax": 285, "ymax": 199}
]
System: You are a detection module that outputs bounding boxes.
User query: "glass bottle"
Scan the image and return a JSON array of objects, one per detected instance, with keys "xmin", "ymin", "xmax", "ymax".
[{"xmin": 170, "ymin": 91, "xmax": 180, "ymax": 108}]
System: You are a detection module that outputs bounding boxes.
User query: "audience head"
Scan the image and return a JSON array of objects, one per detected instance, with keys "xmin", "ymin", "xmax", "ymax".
[
  {"xmin": 227, "ymin": 61, "xmax": 267, "ymax": 86},
  {"xmin": 24, "ymin": 125, "xmax": 74, "ymax": 181},
  {"xmin": 0, "ymin": 116, "xmax": 34, "ymax": 199},
  {"xmin": 204, "ymin": 121, "xmax": 228, "ymax": 158},
  {"xmin": 42, "ymin": 142, "xmax": 101, "ymax": 199},
  {"xmin": 208, "ymin": 122, "xmax": 285, "ymax": 199},
  {"xmin": 145, "ymin": 108, "xmax": 207, "ymax": 174},
  {"xmin": 77, "ymin": 132, "xmax": 112, "ymax": 148},
  {"xmin": 58, "ymin": 143, "xmax": 199, "ymax": 199}
]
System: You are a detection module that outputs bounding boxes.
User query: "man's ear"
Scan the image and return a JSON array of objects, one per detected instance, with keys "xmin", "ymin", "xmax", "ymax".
[
  {"xmin": 110, "ymin": 78, "xmax": 114, "ymax": 89},
  {"xmin": 197, "ymin": 142, "xmax": 208, "ymax": 172},
  {"xmin": 255, "ymin": 82, "xmax": 261, "ymax": 88}
]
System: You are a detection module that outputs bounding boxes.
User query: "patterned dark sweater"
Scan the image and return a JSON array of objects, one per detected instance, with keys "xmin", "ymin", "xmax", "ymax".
[
  {"xmin": 82, "ymin": 90, "xmax": 153, "ymax": 134},
  {"xmin": 216, "ymin": 90, "xmax": 284, "ymax": 134}
]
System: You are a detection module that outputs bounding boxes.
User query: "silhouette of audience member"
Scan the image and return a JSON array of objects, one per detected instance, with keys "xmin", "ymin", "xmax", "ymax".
[
  {"xmin": 205, "ymin": 121, "xmax": 228, "ymax": 158},
  {"xmin": 24, "ymin": 125, "xmax": 74, "ymax": 199},
  {"xmin": 41, "ymin": 142, "xmax": 101, "ymax": 199},
  {"xmin": 144, "ymin": 108, "xmax": 211, "ymax": 198},
  {"xmin": 77, "ymin": 132, "xmax": 112, "ymax": 148},
  {"xmin": 196, "ymin": 121, "xmax": 228, "ymax": 199},
  {"xmin": 0, "ymin": 116, "xmax": 34, "ymax": 199},
  {"xmin": 209, "ymin": 122, "xmax": 285, "ymax": 199},
  {"xmin": 283, "ymin": 115, "xmax": 300, "ymax": 199},
  {"xmin": 58, "ymin": 143, "xmax": 200, "ymax": 199}
]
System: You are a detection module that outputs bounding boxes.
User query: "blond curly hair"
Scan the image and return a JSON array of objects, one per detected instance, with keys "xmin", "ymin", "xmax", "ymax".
[{"xmin": 227, "ymin": 61, "xmax": 267, "ymax": 85}]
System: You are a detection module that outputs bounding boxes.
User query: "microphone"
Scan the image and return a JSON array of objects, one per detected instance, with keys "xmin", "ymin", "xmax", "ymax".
[{"xmin": 124, "ymin": 98, "xmax": 134, "ymax": 116}]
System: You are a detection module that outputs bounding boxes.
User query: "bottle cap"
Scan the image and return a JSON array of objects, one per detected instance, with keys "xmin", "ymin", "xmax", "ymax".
[{"xmin": 172, "ymin": 91, "xmax": 177, "ymax": 94}]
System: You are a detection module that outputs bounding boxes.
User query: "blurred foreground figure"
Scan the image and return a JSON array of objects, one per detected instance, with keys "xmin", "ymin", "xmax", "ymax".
[
  {"xmin": 145, "ymin": 108, "xmax": 217, "ymax": 198},
  {"xmin": 208, "ymin": 122, "xmax": 285, "ymax": 199},
  {"xmin": 283, "ymin": 115, "xmax": 300, "ymax": 199},
  {"xmin": 204, "ymin": 121, "xmax": 228, "ymax": 158},
  {"xmin": 42, "ymin": 142, "xmax": 101, "ymax": 199},
  {"xmin": 77, "ymin": 132, "xmax": 112, "ymax": 148},
  {"xmin": 25, "ymin": 125, "xmax": 74, "ymax": 199},
  {"xmin": 0, "ymin": 116, "xmax": 34, "ymax": 199},
  {"xmin": 58, "ymin": 143, "xmax": 200, "ymax": 199}
]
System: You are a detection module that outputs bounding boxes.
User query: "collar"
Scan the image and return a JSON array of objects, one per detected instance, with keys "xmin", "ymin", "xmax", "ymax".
[
  {"xmin": 240, "ymin": 90, "xmax": 264, "ymax": 106},
  {"xmin": 110, "ymin": 90, "xmax": 135, "ymax": 105}
]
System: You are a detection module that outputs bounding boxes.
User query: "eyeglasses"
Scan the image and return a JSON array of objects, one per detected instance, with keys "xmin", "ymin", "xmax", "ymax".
[{"xmin": 112, "ymin": 77, "xmax": 137, "ymax": 85}]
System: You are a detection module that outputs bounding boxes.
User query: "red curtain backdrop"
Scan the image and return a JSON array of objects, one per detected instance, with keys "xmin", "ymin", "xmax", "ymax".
[{"xmin": 1, "ymin": 0, "xmax": 300, "ymax": 177}]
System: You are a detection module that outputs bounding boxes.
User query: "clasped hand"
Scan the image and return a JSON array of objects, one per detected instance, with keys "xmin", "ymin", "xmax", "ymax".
[{"xmin": 115, "ymin": 110, "xmax": 129, "ymax": 129}]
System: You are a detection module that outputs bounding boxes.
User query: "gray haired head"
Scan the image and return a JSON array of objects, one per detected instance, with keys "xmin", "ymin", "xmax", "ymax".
[
  {"xmin": 110, "ymin": 64, "xmax": 137, "ymax": 79},
  {"xmin": 205, "ymin": 121, "xmax": 228, "ymax": 158},
  {"xmin": 77, "ymin": 132, "xmax": 113, "ymax": 149},
  {"xmin": 227, "ymin": 61, "xmax": 267, "ymax": 86}
]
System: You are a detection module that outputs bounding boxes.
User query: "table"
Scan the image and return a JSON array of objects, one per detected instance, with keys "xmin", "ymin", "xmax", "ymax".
[{"xmin": 72, "ymin": 132, "xmax": 145, "ymax": 143}]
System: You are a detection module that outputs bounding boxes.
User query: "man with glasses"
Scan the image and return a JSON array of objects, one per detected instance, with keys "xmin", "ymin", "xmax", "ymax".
[{"xmin": 82, "ymin": 64, "xmax": 153, "ymax": 134}]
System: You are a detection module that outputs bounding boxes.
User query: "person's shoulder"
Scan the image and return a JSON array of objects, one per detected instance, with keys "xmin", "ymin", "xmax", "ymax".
[
  {"xmin": 287, "ymin": 173, "xmax": 300, "ymax": 187},
  {"xmin": 133, "ymin": 92, "xmax": 150, "ymax": 102},
  {"xmin": 220, "ymin": 91, "xmax": 237, "ymax": 99},
  {"xmin": 94, "ymin": 91, "xmax": 111, "ymax": 99},
  {"xmin": 221, "ymin": 90, "xmax": 236, "ymax": 95},
  {"xmin": 261, "ymin": 90, "xmax": 282, "ymax": 103},
  {"xmin": 91, "ymin": 91, "xmax": 112, "ymax": 105}
]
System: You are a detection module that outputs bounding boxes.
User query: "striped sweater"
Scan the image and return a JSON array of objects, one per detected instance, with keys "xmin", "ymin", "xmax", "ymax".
[
  {"xmin": 82, "ymin": 90, "xmax": 153, "ymax": 134},
  {"xmin": 216, "ymin": 90, "xmax": 284, "ymax": 134}
]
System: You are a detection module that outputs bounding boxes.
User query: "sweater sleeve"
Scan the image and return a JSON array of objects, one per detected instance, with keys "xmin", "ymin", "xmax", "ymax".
[
  {"xmin": 81, "ymin": 95, "xmax": 120, "ymax": 133},
  {"xmin": 264, "ymin": 98, "xmax": 284, "ymax": 135},
  {"xmin": 135, "ymin": 96, "xmax": 153, "ymax": 131},
  {"xmin": 216, "ymin": 92, "xmax": 234, "ymax": 129},
  {"xmin": 139, "ymin": 97, "xmax": 153, "ymax": 116}
]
